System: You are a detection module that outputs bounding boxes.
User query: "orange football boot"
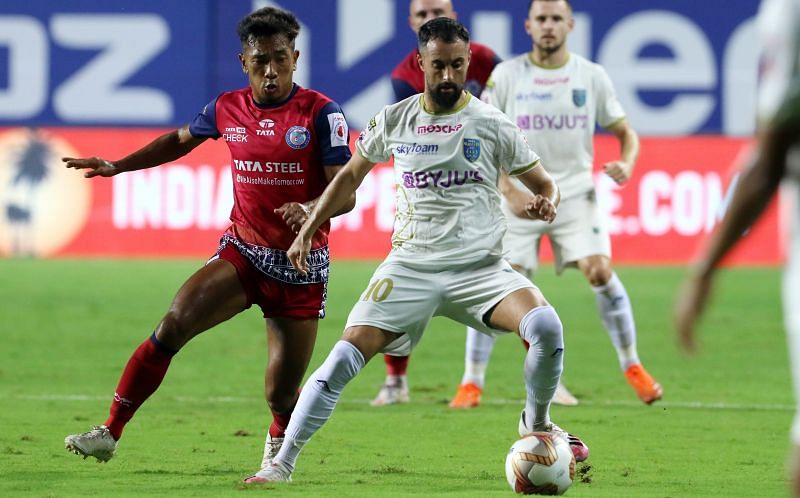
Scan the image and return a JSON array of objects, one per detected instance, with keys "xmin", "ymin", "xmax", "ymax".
[
  {"xmin": 448, "ymin": 382, "xmax": 482, "ymax": 409},
  {"xmin": 624, "ymin": 364, "xmax": 663, "ymax": 404}
]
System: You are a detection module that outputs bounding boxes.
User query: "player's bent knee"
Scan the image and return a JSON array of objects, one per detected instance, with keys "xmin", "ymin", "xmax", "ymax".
[
  {"xmin": 309, "ymin": 341, "xmax": 366, "ymax": 393},
  {"xmin": 582, "ymin": 259, "xmax": 613, "ymax": 286},
  {"xmin": 154, "ymin": 313, "xmax": 189, "ymax": 350},
  {"xmin": 519, "ymin": 306, "xmax": 564, "ymax": 350}
]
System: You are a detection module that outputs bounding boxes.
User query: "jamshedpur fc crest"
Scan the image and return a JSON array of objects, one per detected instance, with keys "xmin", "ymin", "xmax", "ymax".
[
  {"xmin": 463, "ymin": 138, "xmax": 480, "ymax": 162},
  {"xmin": 572, "ymin": 88, "xmax": 586, "ymax": 107}
]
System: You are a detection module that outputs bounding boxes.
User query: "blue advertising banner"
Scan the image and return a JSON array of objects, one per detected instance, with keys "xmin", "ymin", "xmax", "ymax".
[
  {"xmin": 0, "ymin": 0, "xmax": 211, "ymax": 126},
  {"xmin": 0, "ymin": 0, "xmax": 760, "ymax": 135}
]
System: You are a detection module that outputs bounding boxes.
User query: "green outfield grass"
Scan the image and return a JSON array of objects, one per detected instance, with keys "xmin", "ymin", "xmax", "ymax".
[{"xmin": 0, "ymin": 258, "xmax": 792, "ymax": 497}]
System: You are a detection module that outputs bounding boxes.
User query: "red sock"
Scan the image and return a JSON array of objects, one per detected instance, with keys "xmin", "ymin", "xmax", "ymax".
[
  {"xmin": 269, "ymin": 409, "xmax": 292, "ymax": 438},
  {"xmin": 268, "ymin": 392, "xmax": 299, "ymax": 438},
  {"xmin": 105, "ymin": 334, "xmax": 176, "ymax": 440},
  {"xmin": 385, "ymin": 355, "xmax": 409, "ymax": 376},
  {"xmin": 520, "ymin": 338, "xmax": 530, "ymax": 351}
]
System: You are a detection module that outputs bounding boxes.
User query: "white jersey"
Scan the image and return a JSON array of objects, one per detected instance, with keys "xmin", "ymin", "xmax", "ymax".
[
  {"xmin": 481, "ymin": 53, "xmax": 625, "ymax": 199},
  {"xmin": 356, "ymin": 93, "xmax": 540, "ymax": 270},
  {"xmin": 756, "ymin": 0, "xmax": 800, "ymax": 443},
  {"xmin": 757, "ymin": 0, "xmax": 800, "ymax": 124}
]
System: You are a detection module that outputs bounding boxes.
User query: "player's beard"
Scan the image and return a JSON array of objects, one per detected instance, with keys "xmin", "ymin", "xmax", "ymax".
[
  {"xmin": 535, "ymin": 39, "xmax": 564, "ymax": 56},
  {"xmin": 431, "ymin": 83, "xmax": 463, "ymax": 109}
]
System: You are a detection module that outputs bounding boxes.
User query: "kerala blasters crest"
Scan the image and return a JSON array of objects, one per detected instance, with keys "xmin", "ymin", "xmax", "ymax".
[
  {"xmin": 572, "ymin": 89, "xmax": 587, "ymax": 107},
  {"xmin": 463, "ymin": 138, "xmax": 481, "ymax": 162},
  {"xmin": 285, "ymin": 125, "xmax": 311, "ymax": 149}
]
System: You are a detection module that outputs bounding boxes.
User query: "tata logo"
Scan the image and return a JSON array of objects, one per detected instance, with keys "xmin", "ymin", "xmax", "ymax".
[
  {"xmin": 416, "ymin": 123, "xmax": 463, "ymax": 135},
  {"xmin": 257, "ymin": 119, "xmax": 276, "ymax": 136}
]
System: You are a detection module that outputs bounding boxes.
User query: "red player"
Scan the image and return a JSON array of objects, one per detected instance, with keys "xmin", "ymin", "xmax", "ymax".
[
  {"xmin": 63, "ymin": 6, "xmax": 354, "ymax": 476},
  {"xmin": 390, "ymin": 0, "xmax": 501, "ymax": 102}
]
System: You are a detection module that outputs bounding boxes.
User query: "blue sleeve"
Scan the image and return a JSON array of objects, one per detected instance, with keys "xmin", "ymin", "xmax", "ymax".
[
  {"xmin": 391, "ymin": 78, "xmax": 418, "ymax": 103},
  {"xmin": 188, "ymin": 97, "xmax": 221, "ymax": 139},
  {"xmin": 492, "ymin": 53, "xmax": 503, "ymax": 68},
  {"xmin": 314, "ymin": 101, "xmax": 352, "ymax": 166}
]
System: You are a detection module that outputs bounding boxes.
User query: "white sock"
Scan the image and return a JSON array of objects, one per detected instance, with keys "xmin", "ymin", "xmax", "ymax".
[
  {"xmin": 460, "ymin": 327, "xmax": 496, "ymax": 387},
  {"xmin": 385, "ymin": 374, "xmax": 407, "ymax": 388},
  {"xmin": 518, "ymin": 306, "xmax": 564, "ymax": 431},
  {"xmin": 274, "ymin": 340, "xmax": 365, "ymax": 472},
  {"xmin": 592, "ymin": 272, "xmax": 641, "ymax": 370}
]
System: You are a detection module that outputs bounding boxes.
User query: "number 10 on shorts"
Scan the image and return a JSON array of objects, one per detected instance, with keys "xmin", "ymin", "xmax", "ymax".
[{"xmin": 362, "ymin": 278, "xmax": 394, "ymax": 302}]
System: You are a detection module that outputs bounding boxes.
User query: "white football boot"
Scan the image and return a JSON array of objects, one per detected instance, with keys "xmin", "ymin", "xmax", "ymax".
[
  {"xmin": 552, "ymin": 381, "xmax": 579, "ymax": 406},
  {"xmin": 64, "ymin": 425, "xmax": 117, "ymax": 462},
  {"xmin": 518, "ymin": 409, "xmax": 589, "ymax": 462},
  {"xmin": 369, "ymin": 377, "xmax": 410, "ymax": 406},
  {"xmin": 243, "ymin": 461, "xmax": 292, "ymax": 483}
]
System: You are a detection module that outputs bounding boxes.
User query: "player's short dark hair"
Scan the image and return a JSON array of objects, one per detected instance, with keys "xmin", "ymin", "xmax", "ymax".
[
  {"xmin": 417, "ymin": 17, "xmax": 470, "ymax": 51},
  {"xmin": 528, "ymin": 0, "xmax": 573, "ymax": 12},
  {"xmin": 237, "ymin": 6, "xmax": 300, "ymax": 47}
]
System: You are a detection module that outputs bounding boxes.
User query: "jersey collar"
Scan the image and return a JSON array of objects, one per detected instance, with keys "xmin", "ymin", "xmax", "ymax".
[
  {"xmin": 527, "ymin": 52, "xmax": 571, "ymax": 70},
  {"xmin": 420, "ymin": 91, "xmax": 471, "ymax": 115}
]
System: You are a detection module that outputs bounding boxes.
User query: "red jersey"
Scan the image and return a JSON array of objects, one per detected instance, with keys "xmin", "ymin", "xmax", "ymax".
[
  {"xmin": 190, "ymin": 84, "xmax": 351, "ymax": 252},
  {"xmin": 390, "ymin": 41, "xmax": 501, "ymax": 102}
]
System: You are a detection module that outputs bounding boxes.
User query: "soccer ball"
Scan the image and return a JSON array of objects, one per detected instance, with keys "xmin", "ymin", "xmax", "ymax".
[{"xmin": 505, "ymin": 432, "xmax": 575, "ymax": 495}]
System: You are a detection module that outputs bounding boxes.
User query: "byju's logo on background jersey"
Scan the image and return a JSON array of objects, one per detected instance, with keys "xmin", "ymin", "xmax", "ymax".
[
  {"xmin": 285, "ymin": 126, "xmax": 311, "ymax": 149},
  {"xmin": 258, "ymin": 119, "xmax": 276, "ymax": 137}
]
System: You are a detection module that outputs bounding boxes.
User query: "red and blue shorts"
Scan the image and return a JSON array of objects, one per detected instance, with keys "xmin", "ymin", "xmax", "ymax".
[{"xmin": 213, "ymin": 236, "xmax": 328, "ymax": 319}]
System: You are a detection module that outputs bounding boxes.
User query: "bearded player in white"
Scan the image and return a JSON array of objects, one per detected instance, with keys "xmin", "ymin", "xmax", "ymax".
[
  {"xmin": 676, "ymin": 0, "xmax": 800, "ymax": 495},
  {"xmin": 449, "ymin": 0, "xmax": 662, "ymax": 409},
  {"xmin": 244, "ymin": 17, "xmax": 589, "ymax": 484}
]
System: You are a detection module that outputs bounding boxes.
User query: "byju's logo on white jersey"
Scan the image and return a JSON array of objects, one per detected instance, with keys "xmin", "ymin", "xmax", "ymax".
[
  {"xmin": 257, "ymin": 119, "xmax": 276, "ymax": 137},
  {"xmin": 328, "ymin": 112, "xmax": 348, "ymax": 147}
]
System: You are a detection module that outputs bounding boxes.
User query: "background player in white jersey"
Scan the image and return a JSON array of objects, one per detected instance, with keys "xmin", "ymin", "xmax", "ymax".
[
  {"xmin": 244, "ymin": 17, "xmax": 589, "ymax": 483},
  {"xmin": 449, "ymin": 0, "xmax": 662, "ymax": 409},
  {"xmin": 371, "ymin": 0, "xmax": 506, "ymax": 408},
  {"xmin": 676, "ymin": 0, "xmax": 800, "ymax": 494}
]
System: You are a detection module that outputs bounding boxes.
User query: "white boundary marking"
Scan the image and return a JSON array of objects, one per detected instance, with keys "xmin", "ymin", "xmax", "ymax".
[{"xmin": 10, "ymin": 394, "xmax": 795, "ymax": 412}]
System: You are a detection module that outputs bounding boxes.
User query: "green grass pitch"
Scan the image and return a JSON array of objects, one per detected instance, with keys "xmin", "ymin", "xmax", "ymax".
[{"xmin": 0, "ymin": 258, "xmax": 792, "ymax": 497}]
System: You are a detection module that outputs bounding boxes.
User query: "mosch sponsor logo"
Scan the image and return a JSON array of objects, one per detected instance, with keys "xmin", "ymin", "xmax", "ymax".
[
  {"xmin": 415, "ymin": 123, "xmax": 463, "ymax": 135},
  {"xmin": 533, "ymin": 76, "xmax": 570, "ymax": 85}
]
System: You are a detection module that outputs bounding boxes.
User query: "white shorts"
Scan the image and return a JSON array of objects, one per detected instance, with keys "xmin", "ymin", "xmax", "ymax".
[
  {"xmin": 502, "ymin": 190, "xmax": 611, "ymax": 274},
  {"xmin": 345, "ymin": 258, "xmax": 535, "ymax": 356}
]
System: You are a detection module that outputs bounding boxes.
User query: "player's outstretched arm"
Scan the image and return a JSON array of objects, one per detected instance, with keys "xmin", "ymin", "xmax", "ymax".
[
  {"xmin": 287, "ymin": 150, "xmax": 375, "ymax": 273},
  {"xmin": 62, "ymin": 125, "xmax": 207, "ymax": 178},
  {"xmin": 498, "ymin": 171, "xmax": 535, "ymax": 219},
  {"xmin": 275, "ymin": 164, "xmax": 358, "ymax": 233},
  {"xmin": 674, "ymin": 98, "xmax": 796, "ymax": 352},
  {"xmin": 515, "ymin": 162, "xmax": 560, "ymax": 223},
  {"xmin": 603, "ymin": 119, "xmax": 639, "ymax": 185}
]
